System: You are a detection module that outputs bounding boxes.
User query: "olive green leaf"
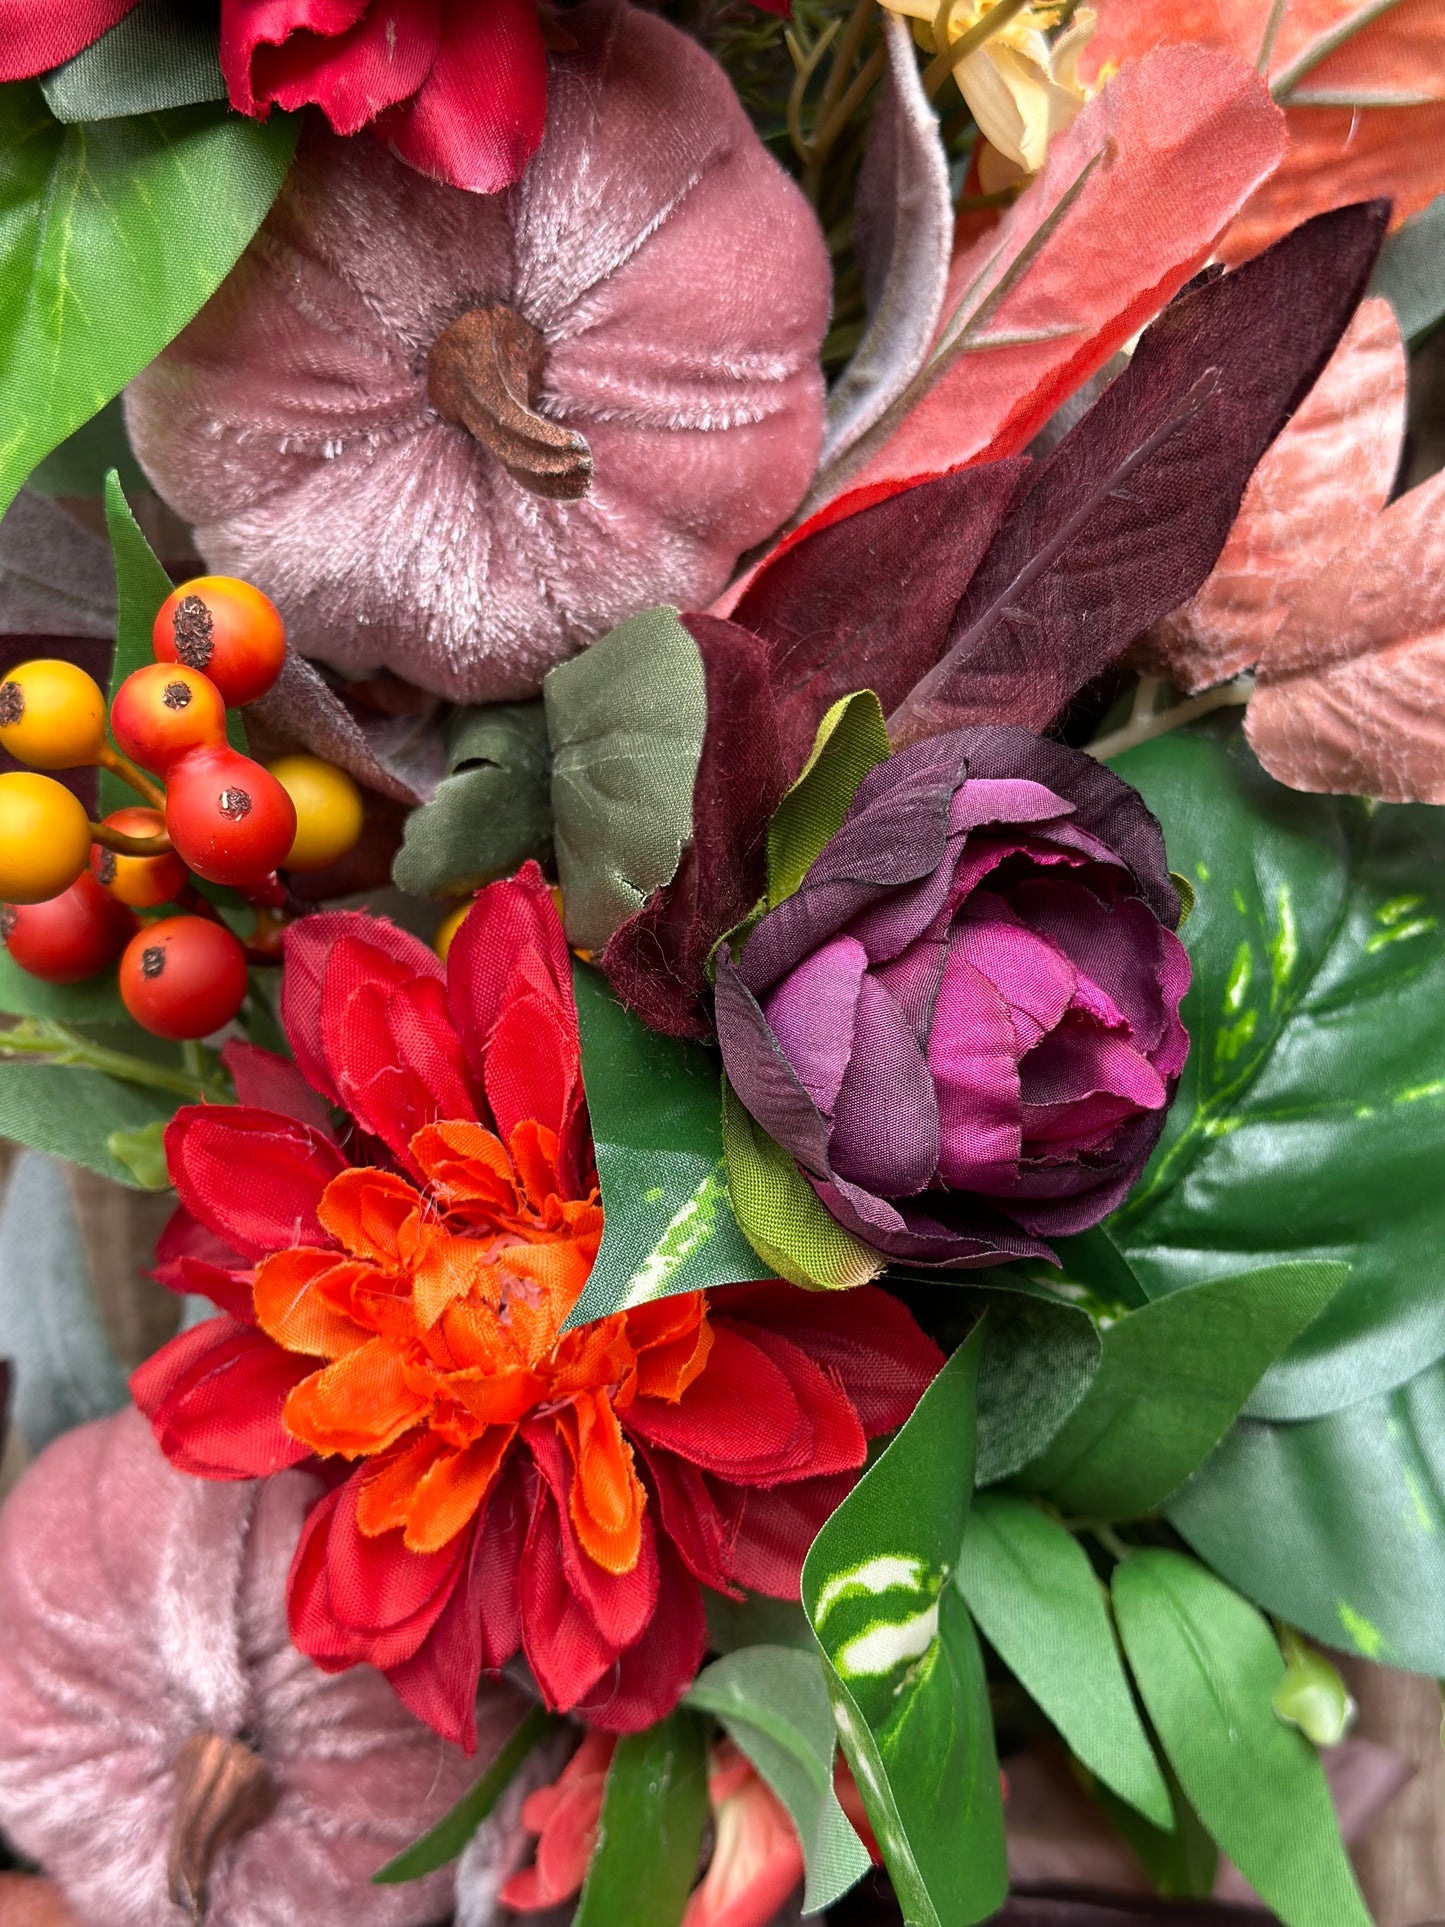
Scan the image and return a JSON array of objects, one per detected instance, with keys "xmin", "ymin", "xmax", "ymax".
[
  {"xmin": 1272, "ymin": 1628, "xmax": 1354, "ymax": 1748},
  {"xmin": 27, "ymin": 397, "xmax": 148, "ymax": 497},
  {"xmin": 106, "ymin": 1119, "xmax": 170, "ymax": 1189},
  {"xmin": 1113, "ymin": 1551, "xmax": 1372, "ymax": 1927},
  {"xmin": 545, "ymin": 607, "xmax": 707, "ymax": 956},
  {"xmin": 392, "ymin": 702, "xmax": 552, "ymax": 899},
  {"xmin": 767, "ymin": 689, "xmax": 890, "ymax": 906},
  {"xmin": 0, "ymin": 87, "xmax": 296, "ymax": 517},
  {"xmin": 1368, "ymin": 188, "xmax": 1445, "ymax": 344},
  {"xmin": 573, "ymin": 1711, "xmax": 708, "ymax": 1927},
  {"xmin": 686, "ymin": 1644, "xmax": 872, "ymax": 1911},
  {"xmin": 373, "ymin": 1703, "xmax": 559, "ymax": 1883},
  {"xmin": 1018, "ymin": 1261, "xmax": 1348, "ymax": 1519},
  {"xmin": 721, "ymin": 1078, "xmax": 880, "ymax": 1291},
  {"xmin": 959, "ymin": 1494, "xmax": 1171, "ymax": 1828},
  {"xmin": 0, "ymin": 1058, "xmax": 177, "ymax": 1187},
  {"xmin": 803, "ymin": 1331, "xmax": 1006, "ymax": 1927},
  {"xmin": 1111, "ymin": 718, "xmax": 1445, "ymax": 1417}
]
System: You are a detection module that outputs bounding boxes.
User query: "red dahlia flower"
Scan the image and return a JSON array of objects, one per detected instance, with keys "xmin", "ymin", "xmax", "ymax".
[{"xmin": 131, "ymin": 866, "xmax": 941, "ymax": 1746}]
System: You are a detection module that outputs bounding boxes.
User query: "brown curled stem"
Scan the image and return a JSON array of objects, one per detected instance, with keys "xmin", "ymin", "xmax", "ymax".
[
  {"xmin": 97, "ymin": 743, "xmax": 166, "ymax": 810},
  {"xmin": 89, "ymin": 819, "xmax": 173, "ymax": 857}
]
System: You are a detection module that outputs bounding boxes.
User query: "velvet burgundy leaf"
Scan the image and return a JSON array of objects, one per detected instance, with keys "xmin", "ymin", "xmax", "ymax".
[
  {"xmin": 889, "ymin": 201, "xmax": 1390, "ymax": 745},
  {"xmin": 601, "ymin": 617, "xmax": 787, "ymax": 1039}
]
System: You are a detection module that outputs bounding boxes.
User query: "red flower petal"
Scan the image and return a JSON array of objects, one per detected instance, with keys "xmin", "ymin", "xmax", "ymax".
[
  {"xmin": 711, "ymin": 1283, "xmax": 944, "ymax": 1436},
  {"xmin": 632, "ymin": 1441, "xmax": 741, "ymax": 1595},
  {"xmin": 131, "ymin": 1317, "xmax": 314, "ymax": 1479},
  {"xmin": 724, "ymin": 1470, "xmax": 857, "ymax": 1598},
  {"xmin": 322, "ymin": 956, "xmax": 470, "ymax": 1164},
  {"xmin": 222, "ymin": 0, "xmax": 442, "ymax": 131},
  {"xmin": 526, "ymin": 1419, "xmax": 659, "ymax": 1651},
  {"xmin": 372, "ymin": 0, "xmax": 547, "ymax": 193},
  {"xmin": 282, "ymin": 909, "xmax": 442, "ymax": 1106},
  {"xmin": 724, "ymin": 1322, "xmax": 867, "ymax": 1486},
  {"xmin": 220, "ymin": 1037, "xmax": 337, "ymax": 1138},
  {"xmin": 622, "ymin": 1323, "xmax": 816, "ymax": 1484},
  {"xmin": 151, "ymin": 1205, "xmax": 255, "ymax": 1322},
  {"xmin": 165, "ymin": 1105, "xmax": 348, "ymax": 1259},
  {"xmin": 520, "ymin": 1479, "xmax": 619, "ymax": 1713},
  {"xmin": 573, "ymin": 1537, "xmax": 708, "ymax": 1734},
  {"xmin": 0, "ymin": 0, "xmax": 137, "ymax": 81}
]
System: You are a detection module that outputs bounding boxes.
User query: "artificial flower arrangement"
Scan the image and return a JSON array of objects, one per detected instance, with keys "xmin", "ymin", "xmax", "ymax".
[{"xmin": 0, "ymin": 1, "xmax": 1444, "ymax": 1924}]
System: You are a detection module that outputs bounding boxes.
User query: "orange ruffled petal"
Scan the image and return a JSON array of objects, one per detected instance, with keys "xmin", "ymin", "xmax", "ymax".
[
  {"xmin": 253, "ymin": 1246, "xmax": 372, "ymax": 1359},
  {"xmin": 284, "ymin": 1336, "xmax": 432, "ymax": 1457},
  {"xmin": 404, "ymin": 1426, "xmax": 516, "ymax": 1553},
  {"xmin": 561, "ymin": 1391, "xmax": 647, "ymax": 1575}
]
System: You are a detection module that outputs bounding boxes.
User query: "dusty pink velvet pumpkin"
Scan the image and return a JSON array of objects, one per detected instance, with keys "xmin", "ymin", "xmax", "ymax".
[
  {"xmin": 124, "ymin": 1, "xmax": 832, "ymax": 705},
  {"xmin": 0, "ymin": 1406, "xmax": 527, "ymax": 1927}
]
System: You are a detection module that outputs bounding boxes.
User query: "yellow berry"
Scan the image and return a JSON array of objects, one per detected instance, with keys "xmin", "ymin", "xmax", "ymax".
[
  {"xmin": 0, "ymin": 772, "xmax": 92, "ymax": 903},
  {"xmin": 267, "ymin": 755, "xmax": 365, "ymax": 873},
  {"xmin": 434, "ymin": 901, "xmax": 470, "ymax": 960},
  {"xmin": 0, "ymin": 659, "xmax": 107, "ymax": 770}
]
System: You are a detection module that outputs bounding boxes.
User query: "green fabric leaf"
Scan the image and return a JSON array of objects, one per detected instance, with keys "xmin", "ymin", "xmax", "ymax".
[
  {"xmin": 373, "ymin": 1704, "xmax": 559, "ymax": 1883},
  {"xmin": 0, "ymin": 1059, "xmax": 179, "ymax": 1185},
  {"xmin": 802, "ymin": 1332, "xmax": 1006, "ymax": 1927},
  {"xmin": 686, "ymin": 1645, "xmax": 872, "ymax": 1912},
  {"xmin": 1167, "ymin": 1351, "xmax": 1445, "ymax": 1674},
  {"xmin": 545, "ymin": 607, "xmax": 707, "ymax": 956},
  {"xmin": 958, "ymin": 1494, "xmax": 1171, "ymax": 1828},
  {"xmin": 971, "ymin": 1282, "xmax": 1101, "ymax": 1485},
  {"xmin": 1110, "ymin": 718, "xmax": 1445, "ymax": 1418},
  {"xmin": 392, "ymin": 702, "xmax": 552, "ymax": 899},
  {"xmin": 563, "ymin": 963, "xmax": 773, "ymax": 1330},
  {"xmin": 106, "ymin": 1119, "xmax": 171, "ymax": 1189},
  {"xmin": 1368, "ymin": 189, "xmax": 1445, "ymax": 344},
  {"xmin": 0, "ymin": 89, "xmax": 296, "ymax": 518},
  {"xmin": 1046, "ymin": 1227, "xmax": 1150, "ymax": 1316},
  {"xmin": 1019, "ymin": 1261, "xmax": 1348, "ymax": 1519},
  {"xmin": 0, "ymin": 1149, "xmax": 127, "ymax": 1453},
  {"xmin": 27, "ymin": 397, "xmax": 148, "ymax": 497},
  {"xmin": 704, "ymin": 1591, "xmax": 816, "ymax": 1656},
  {"xmin": 766, "ymin": 690, "xmax": 890, "ymax": 907},
  {"xmin": 1112, "ymin": 1551, "xmax": 1372, "ymax": 1927},
  {"xmin": 1087, "ymin": 1769, "xmax": 1218, "ymax": 1900},
  {"xmin": 40, "ymin": 0, "xmax": 227, "ymax": 122},
  {"xmin": 573, "ymin": 1711, "xmax": 708, "ymax": 1927},
  {"xmin": 721, "ymin": 1078, "xmax": 880, "ymax": 1291},
  {"xmin": 0, "ymin": 946, "xmax": 126, "ymax": 1024}
]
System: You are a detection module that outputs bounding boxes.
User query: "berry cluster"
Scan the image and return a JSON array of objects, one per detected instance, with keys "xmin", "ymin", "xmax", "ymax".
[{"xmin": 0, "ymin": 578, "xmax": 365, "ymax": 1039}]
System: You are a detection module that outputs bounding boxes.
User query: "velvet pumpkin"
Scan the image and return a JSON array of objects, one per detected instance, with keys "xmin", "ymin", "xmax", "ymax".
[
  {"xmin": 0, "ymin": 1405, "xmax": 530, "ymax": 1927},
  {"xmin": 124, "ymin": 1, "xmax": 832, "ymax": 706}
]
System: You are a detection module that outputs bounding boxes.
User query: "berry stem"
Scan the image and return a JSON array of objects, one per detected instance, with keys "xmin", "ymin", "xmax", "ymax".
[
  {"xmin": 97, "ymin": 744, "xmax": 166, "ymax": 810},
  {"xmin": 90, "ymin": 819, "xmax": 174, "ymax": 857},
  {"xmin": 0, "ymin": 1017, "xmax": 225, "ymax": 1102}
]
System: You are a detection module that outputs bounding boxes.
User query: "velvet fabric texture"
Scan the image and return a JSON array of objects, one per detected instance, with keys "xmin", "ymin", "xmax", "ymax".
[
  {"xmin": 716, "ymin": 728, "xmax": 1189, "ymax": 1267},
  {"xmin": 124, "ymin": 1, "xmax": 831, "ymax": 705},
  {"xmin": 0, "ymin": 1406, "xmax": 494, "ymax": 1927}
]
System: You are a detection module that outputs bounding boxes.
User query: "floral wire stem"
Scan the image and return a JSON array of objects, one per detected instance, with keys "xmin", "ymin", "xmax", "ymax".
[
  {"xmin": 786, "ymin": 0, "xmax": 885, "ymax": 204},
  {"xmin": 0, "ymin": 1018, "xmax": 221, "ymax": 1102},
  {"xmin": 1085, "ymin": 674, "xmax": 1255, "ymax": 762},
  {"xmin": 1090, "ymin": 1522, "xmax": 1134, "ymax": 1563}
]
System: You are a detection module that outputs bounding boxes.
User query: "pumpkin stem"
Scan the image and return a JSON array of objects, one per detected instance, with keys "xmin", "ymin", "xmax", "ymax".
[
  {"xmin": 167, "ymin": 1731, "xmax": 277, "ymax": 1920},
  {"xmin": 426, "ymin": 305, "xmax": 593, "ymax": 501}
]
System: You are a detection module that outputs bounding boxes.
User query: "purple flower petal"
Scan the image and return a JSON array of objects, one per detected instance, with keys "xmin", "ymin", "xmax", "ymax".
[
  {"xmin": 927, "ymin": 948, "xmax": 1022, "ymax": 1190},
  {"xmin": 948, "ymin": 775, "xmax": 1071, "ymax": 833},
  {"xmin": 952, "ymin": 893, "xmax": 1076, "ymax": 1052},
  {"xmin": 714, "ymin": 948, "xmax": 833, "ymax": 1179},
  {"xmin": 828, "ymin": 973, "xmax": 940, "ymax": 1196},
  {"xmin": 812, "ymin": 1170, "xmax": 1054, "ymax": 1266},
  {"xmin": 763, "ymin": 935, "xmax": 867, "ymax": 1119}
]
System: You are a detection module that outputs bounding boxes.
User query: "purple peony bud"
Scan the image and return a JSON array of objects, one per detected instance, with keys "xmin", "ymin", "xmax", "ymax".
[{"xmin": 715, "ymin": 726, "xmax": 1190, "ymax": 1267}]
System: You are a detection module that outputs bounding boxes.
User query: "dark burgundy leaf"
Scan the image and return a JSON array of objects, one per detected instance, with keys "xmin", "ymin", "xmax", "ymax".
[{"xmin": 889, "ymin": 201, "xmax": 1390, "ymax": 743}]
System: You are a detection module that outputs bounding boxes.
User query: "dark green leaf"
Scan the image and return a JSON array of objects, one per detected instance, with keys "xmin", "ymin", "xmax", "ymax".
[
  {"xmin": 40, "ymin": 0, "xmax": 226, "ymax": 121},
  {"xmin": 687, "ymin": 1644, "xmax": 872, "ymax": 1911},
  {"xmin": 27, "ymin": 398, "xmax": 148, "ymax": 497},
  {"xmin": 722, "ymin": 1078, "xmax": 881, "ymax": 1291},
  {"xmin": 1368, "ymin": 189, "xmax": 1445, "ymax": 344},
  {"xmin": 1113, "ymin": 1551, "xmax": 1371, "ymax": 1927},
  {"xmin": 0, "ymin": 947, "xmax": 126, "ymax": 1024},
  {"xmin": 802, "ymin": 1331, "xmax": 1006, "ymax": 1927},
  {"xmin": 0, "ymin": 1059, "xmax": 179, "ymax": 1184},
  {"xmin": 392, "ymin": 701, "xmax": 552, "ymax": 899},
  {"xmin": 959, "ymin": 1495, "xmax": 1171, "ymax": 1827},
  {"xmin": 0, "ymin": 90, "xmax": 296, "ymax": 518},
  {"xmin": 573, "ymin": 1710, "xmax": 708, "ymax": 1927},
  {"xmin": 972, "ymin": 1281, "xmax": 1101, "ymax": 1485},
  {"xmin": 703, "ymin": 1590, "xmax": 816, "ymax": 1655},
  {"xmin": 766, "ymin": 689, "xmax": 890, "ymax": 906},
  {"xmin": 545, "ymin": 607, "xmax": 707, "ymax": 955},
  {"xmin": 563, "ymin": 963, "xmax": 773, "ymax": 1329},
  {"xmin": 373, "ymin": 1703, "xmax": 558, "ymax": 1883},
  {"xmin": 1047, "ymin": 1226, "xmax": 1150, "ymax": 1315},
  {"xmin": 1019, "ymin": 1261, "xmax": 1348, "ymax": 1519},
  {"xmin": 1086, "ymin": 1765, "xmax": 1218, "ymax": 1899},
  {"xmin": 1111, "ymin": 719, "xmax": 1445, "ymax": 1416},
  {"xmin": 1167, "ymin": 1353, "xmax": 1445, "ymax": 1674}
]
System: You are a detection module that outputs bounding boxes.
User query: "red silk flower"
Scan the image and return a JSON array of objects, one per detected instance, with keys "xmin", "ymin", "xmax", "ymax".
[{"xmin": 131, "ymin": 866, "xmax": 942, "ymax": 1747}]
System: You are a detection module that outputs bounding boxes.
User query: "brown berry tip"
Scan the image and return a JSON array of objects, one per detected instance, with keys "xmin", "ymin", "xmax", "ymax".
[
  {"xmin": 141, "ymin": 944, "xmax": 166, "ymax": 980},
  {"xmin": 173, "ymin": 595, "xmax": 215, "ymax": 671},
  {"xmin": 0, "ymin": 906, "xmax": 15, "ymax": 941},
  {"xmin": 218, "ymin": 788, "xmax": 252, "ymax": 821},
  {"xmin": 0, "ymin": 682, "xmax": 24, "ymax": 726},
  {"xmin": 97, "ymin": 850, "xmax": 117, "ymax": 886},
  {"xmin": 163, "ymin": 680, "xmax": 194, "ymax": 711}
]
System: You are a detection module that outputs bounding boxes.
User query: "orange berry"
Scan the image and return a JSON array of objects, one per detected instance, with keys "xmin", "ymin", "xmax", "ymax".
[
  {"xmin": 90, "ymin": 806, "xmax": 189, "ymax": 909},
  {"xmin": 0, "ymin": 659, "xmax": 107, "ymax": 770},
  {"xmin": 154, "ymin": 576, "xmax": 286, "ymax": 707},
  {"xmin": 110, "ymin": 663, "xmax": 228, "ymax": 777}
]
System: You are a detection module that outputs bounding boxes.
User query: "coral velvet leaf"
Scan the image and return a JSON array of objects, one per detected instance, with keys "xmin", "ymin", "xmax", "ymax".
[
  {"xmin": 817, "ymin": 44, "xmax": 1288, "ymax": 504},
  {"xmin": 888, "ymin": 200, "xmax": 1389, "ymax": 745}
]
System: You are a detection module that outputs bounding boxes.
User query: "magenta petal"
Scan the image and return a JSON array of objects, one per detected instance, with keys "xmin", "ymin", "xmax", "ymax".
[
  {"xmin": 763, "ymin": 936, "xmax": 866, "ymax": 1118},
  {"xmin": 953, "ymin": 894, "xmax": 1076, "ymax": 1051},
  {"xmin": 928, "ymin": 950, "xmax": 1022, "ymax": 1190},
  {"xmin": 828, "ymin": 973, "xmax": 939, "ymax": 1196},
  {"xmin": 813, "ymin": 1170, "xmax": 1052, "ymax": 1266},
  {"xmin": 1011, "ymin": 881, "xmax": 1174, "ymax": 1053},
  {"xmin": 372, "ymin": 0, "xmax": 547, "ymax": 193},
  {"xmin": 948, "ymin": 775, "xmax": 1071, "ymax": 833}
]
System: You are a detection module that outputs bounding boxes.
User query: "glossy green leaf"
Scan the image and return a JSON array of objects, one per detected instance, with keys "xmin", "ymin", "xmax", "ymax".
[
  {"xmin": 1020, "ymin": 1261, "xmax": 1348, "ymax": 1519},
  {"xmin": 41, "ymin": 0, "xmax": 227, "ymax": 122},
  {"xmin": 1167, "ymin": 1351, "xmax": 1445, "ymax": 1674},
  {"xmin": 392, "ymin": 701, "xmax": 552, "ymax": 899},
  {"xmin": 1113, "ymin": 1551, "xmax": 1371, "ymax": 1927},
  {"xmin": 1111, "ymin": 719, "xmax": 1445, "ymax": 1417},
  {"xmin": 971, "ymin": 1282, "xmax": 1101, "ymax": 1485},
  {"xmin": 0, "ymin": 946, "xmax": 126, "ymax": 1024},
  {"xmin": 1369, "ymin": 188, "xmax": 1445, "ymax": 343},
  {"xmin": 564, "ymin": 963, "xmax": 773, "ymax": 1329},
  {"xmin": 373, "ymin": 1703, "xmax": 558, "ymax": 1883},
  {"xmin": 766, "ymin": 689, "xmax": 890, "ymax": 906},
  {"xmin": 573, "ymin": 1710, "xmax": 708, "ymax": 1927},
  {"xmin": 722, "ymin": 1078, "xmax": 880, "ymax": 1291},
  {"xmin": 959, "ymin": 1495, "xmax": 1171, "ymax": 1827},
  {"xmin": 687, "ymin": 1644, "xmax": 872, "ymax": 1911},
  {"xmin": 0, "ymin": 89, "xmax": 295, "ymax": 518},
  {"xmin": 803, "ymin": 1332, "xmax": 1006, "ymax": 1927},
  {"xmin": 545, "ymin": 607, "xmax": 706, "ymax": 956}
]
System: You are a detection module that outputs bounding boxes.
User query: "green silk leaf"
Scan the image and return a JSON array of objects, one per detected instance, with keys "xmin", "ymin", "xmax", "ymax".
[
  {"xmin": 802, "ymin": 1332, "xmax": 1006, "ymax": 1927},
  {"xmin": 106, "ymin": 1119, "xmax": 170, "ymax": 1189},
  {"xmin": 958, "ymin": 1494, "xmax": 1171, "ymax": 1828},
  {"xmin": 1019, "ymin": 1261, "xmax": 1348, "ymax": 1519},
  {"xmin": 766, "ymin": 689, "xmax": 890, "ymax": 907},
  {"xmin": 0, "ymin": 946, "xmax": 126, "ymax": 1025},
  {"xmin": 373, "ymin": 1704, "xmax": 559, "ymax": 1883},
  {"xmin": 40, "ymin": 0, "xmax": 227, "ymax": 122},
  {"xmin": 564, "ymin": 963, "xmax": 773, "ymax": 1329},
  {"xmin": 971, "ymin": 1282, "xmax": 1101, "ymax": 1485},
  {"xmin": 1111, "ymin": 718, "xmax": 1445, "ymax": 1417},
  {"xmin": 721, "ymin": 1078, "xmax": 880, "ymax": 1291},
  {"xmin": 573, "ymin": 1711, "xmax": 709, "ymax": 1927},
  {"xmin": 392, "ymin": 702, "xmax": 552, "ymax": 899},
  {"xmin": 1113, "ymin": 1551, "xmax": 1372, "ymax": 1927},
  {"xmin": 0, "ymin": 88, "xmax": 295, "ymax": 517},
  {"xmin": 0, "ymin": 1058, "xmax": 178, "ymax": 1184},
  {"xmin": 27, "ymin": 396, "xmax": 147, "ymax": 497},
  {"xmin": 1368, "ymin": 188, "xmax": 1445, "ymax": 344},
  {"xmin": 545, "ymin": 607, "xmax": 707, "ymax": 956},
  {"xmin": 686, "ymin": 1644, "xmax": 872, "ymax": 1911}
]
